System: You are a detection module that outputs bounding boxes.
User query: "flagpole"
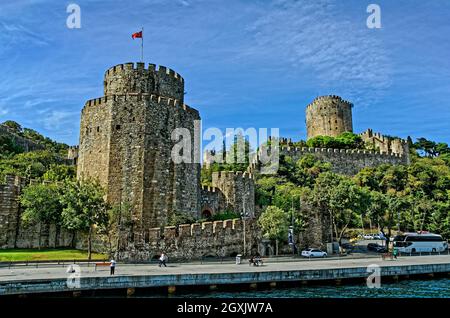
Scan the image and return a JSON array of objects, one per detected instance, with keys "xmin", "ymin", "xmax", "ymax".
[{"xmin": 141, "ymin": 27, "xmax": 144, "ymax": 62}]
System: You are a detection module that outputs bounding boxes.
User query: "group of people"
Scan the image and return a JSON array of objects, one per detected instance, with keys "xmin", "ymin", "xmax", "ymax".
[
  {"xmin": 107, "ymin": 251, "xmax": 267, "ymax": 276},
  {"xmin": 105, "ymin": 253, "xmax": 168, "ymax": 276},
  {"xmin": 248, "ymin": 253, "xmax": 263, "ymax": 266}
]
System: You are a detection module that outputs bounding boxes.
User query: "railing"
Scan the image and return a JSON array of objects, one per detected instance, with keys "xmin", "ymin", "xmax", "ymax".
[
  {"xmin": 0, "ymin": 258, "xmax": 108, "ymax": 269},
  {"xmin": 1, "ymin": 248, "xmax": 448, "ymax": 269}
]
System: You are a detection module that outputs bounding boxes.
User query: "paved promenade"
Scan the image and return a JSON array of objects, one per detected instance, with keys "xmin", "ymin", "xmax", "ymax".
[{"xmin": 0, "ymin": 255, "xmax": 449, "ymax": 295}]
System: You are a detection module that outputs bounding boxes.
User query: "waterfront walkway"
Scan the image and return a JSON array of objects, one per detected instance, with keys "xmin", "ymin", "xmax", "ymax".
[{"xmin": 0, "ymin": 255, "xmax": 449, "ymax": 295}]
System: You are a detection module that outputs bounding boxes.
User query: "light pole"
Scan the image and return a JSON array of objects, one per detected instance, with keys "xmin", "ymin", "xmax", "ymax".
[
  {"xmin": 115, "ymin": 188, "xmax": 123, "ymax": 260},
  {"xmin": 241, "ymin": 197, "xmax": 249, "ymax": 257}
]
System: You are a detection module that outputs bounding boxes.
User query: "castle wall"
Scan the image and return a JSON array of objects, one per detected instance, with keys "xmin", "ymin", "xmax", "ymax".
[
  {"xmin": 200, "ymin": 186, "xmax": 227, "ymax": 217},
  {"xmin": 0, "ymin": 175, "xmax": 22, "ymax": 248},
  {"xmin": 67, "ymin": 146, "xmax": 79, "ymax": 165},
  {"xmin": 117, "ymin": 218, "xmax": 259, "ymax": 261},
  {"xmin": 211, "ymin": 171, "xmax": 255, "ymax": 217},
  {"xmin": 306, "ymin": 95, "xmax": 353, "ymax": 139},
  {"xmin": 77, "ymin": 97, "xmax": 112, "ymax": 186},
  {"xmin": 298, "ymin": 205, "xmax": 331, "ymax": 250},
  {"xmin": 0, "ymin": 175, "xmax": 74, "ymax": 249},
  {"xmin": 0, "ymin": 125, "xmax": 45, "ymax": 153},
  {"xmin": 360, "ymin": 129, "xmax": 411, "ymax": 164},
  {"xmin": 280, "ymin": 147, "xmax": 408, "ymax": 175}
]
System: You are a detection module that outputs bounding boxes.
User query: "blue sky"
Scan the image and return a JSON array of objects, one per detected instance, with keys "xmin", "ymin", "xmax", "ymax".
[{"xmin": 0, "ymin": 0, "xmax": 449, "ymax": 146}]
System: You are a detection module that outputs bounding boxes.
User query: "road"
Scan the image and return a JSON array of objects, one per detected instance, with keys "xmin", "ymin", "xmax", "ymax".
[{"xmin": 1, "ymin": 254, "xmax": 449, "ymax": 283}]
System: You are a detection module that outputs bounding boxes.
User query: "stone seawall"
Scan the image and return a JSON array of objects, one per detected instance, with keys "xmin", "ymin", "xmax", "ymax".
[{"xmin": 1, "ymin": 256, "xmax": 448, "ymax": 295}]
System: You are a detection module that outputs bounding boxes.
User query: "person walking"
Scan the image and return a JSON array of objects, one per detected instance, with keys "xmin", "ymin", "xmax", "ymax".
[
  {"xmin": 110, "ymin": 259, "xmax": 116, "ymax": 275},
  {"xmin": 158, "ymin": 253, "xmax": 167, "ymax": 267},
  {"xmin": 393, "ymin": 247, "xmax": 398, "ymax": 259}
]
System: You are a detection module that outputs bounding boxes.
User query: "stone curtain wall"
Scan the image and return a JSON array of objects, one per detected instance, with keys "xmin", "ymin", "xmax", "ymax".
[
  {"xmin": 200, "ymin": 186, "xmax": 227, "ymax": 217},
  {"xmin": 360, "ymin": 129, "xmax": 411, "ymax": 164},
  {"xmin": 0, "ymin": 125, "xmax": 45, "ymax": 153},
  {"xmin": 281, "ymin": 146, "xmax": 408, "ymax": 175},
  {"xmin": 0, "ymin": 175, "xmax": 74, "ymax": 249},
  {"xmin": 211, "ymin": 171, "xmax": 256, "ymax": 218},
  {"xmin": 305, "ymin": 95, "xmax": 353, "ymax": 140},
  {"xmin": 117, "ymin": 218, "xmax": 258, "ymax": 261},
  {"xmin": 0, "ymin": 175, "xmax": 22, "ymax": 248}
]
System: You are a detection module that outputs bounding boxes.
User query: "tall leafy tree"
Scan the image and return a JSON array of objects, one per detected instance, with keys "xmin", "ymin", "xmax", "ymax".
[
  {"xmin": 20, "ymin": 183, "xmax": 64, "ymax": 248},
  {"xmin": 60, "ymin": 181, "xmax": 109, "ymax": 260},
  {"xmin": 258, "ymin": 206, "xmax": 289, "ymax": 255}
]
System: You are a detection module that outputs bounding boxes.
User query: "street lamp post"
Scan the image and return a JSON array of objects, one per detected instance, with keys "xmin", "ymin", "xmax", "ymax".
[{"xmin": 241, "ymin": 197, "xmax": 249, "ymax": 257}]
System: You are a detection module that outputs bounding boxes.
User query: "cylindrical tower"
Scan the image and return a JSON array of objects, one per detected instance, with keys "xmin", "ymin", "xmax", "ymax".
[
  {"xmin": 305, "ymin": 95, "xmax": 353, "ymax": 139},
  {"xmin": 103, "ymin": 62, "xmax": 185, "ymax": 103}
]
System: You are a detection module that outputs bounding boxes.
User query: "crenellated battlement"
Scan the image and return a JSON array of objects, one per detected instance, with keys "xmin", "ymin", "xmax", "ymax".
[
  {"xmin": 306, "ymin": 95, "xmax": 354, "ymax": 139},
  {"xmin": 81, "ymin": 93, "xmax": 199, "ymax": 117},
  {"xmin": 201, "ymin": 185, "xmax": 218, "ymax": 193},
  {"xmin": 306, "ymin": 95, "xmax": 353, "ymax": 110},
  {"xmin": 279, "ymin": 146, "xmax": 405, "ymax": 158},
  {"xmin": 105, "ymin": 62, "xmax": 184, "ymax": 83},
  {"xmin": 275, "ymin": 145, "xmax": 408, "ymax": 175},
  {"xmin": 67, "ymin": 146, "xmax": 79, "ymax": 164},
  {"xmin": 211, "ymin": 171, "xmax": 254, "ymax": 180},
  {"xmin": 103, "ymin": 61, "xmax": 185, "ymax": 102},
  {"xmin": 148, "ymin": 218, "xmax": 250, "ymax": 240},
  {"xmin": 359, "ymin": 128, "xmax": 410, "ymax": 163},
  {"xmin": 0, "ymin": 174, "xmax": 26, "ymax": 189},
  {"xmin": 360, "ymin": 128, "xmax": 408, "ymax": 145}
]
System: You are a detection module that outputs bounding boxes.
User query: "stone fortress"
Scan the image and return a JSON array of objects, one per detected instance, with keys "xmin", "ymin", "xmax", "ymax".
[
  {"xmin": 247, "ymin": 95, "xmax": 411, "ymax": 176},
  {"xmin": 75, "ymin": 62, "xmax": 256, "ymax": 259},
  {"xmin": 1, "ymin": 64, "xmax": 412, "ymax": 260}
]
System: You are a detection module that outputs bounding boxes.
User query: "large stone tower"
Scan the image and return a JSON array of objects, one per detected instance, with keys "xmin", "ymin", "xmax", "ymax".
[
  {"xmin": 306, "ymin": 95, "xmax": 353, "ymax": 139},
  {"xmin": 77, "ymin": 62, "xmax": 201, "ymax": 244}
]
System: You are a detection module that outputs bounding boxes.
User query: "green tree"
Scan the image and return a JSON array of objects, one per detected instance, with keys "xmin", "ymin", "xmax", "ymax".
[
  {"xmin": 258, "ymin": 206, "xmax": 289, "ymax": 255},
  {"xmin": 292, "ymin": 154, "xmax": 331, "ymax": 187},
  {"xmin": 311, "ymin": 172, "xmax": 369, "ymax": 243},
  {"xmin": 255, "ymin": 177, "xmax": 278, "ymax": 206},
  {"xmin": 20, "ymin": 183, "xmax": 64, "ymax": 248},
  {"xmin": 0, "ymin": 135, "xmax": 24, "ymax": 158},
  {"xmin": 0, "ymin": 150, "xmax": 65, "ymax": 180},
  {"xmin": 366, "ymin": 190, "xmax": 388, "ymax": 230},
  {"xmin": 43, "ymin": 164, "xmax": 76, "ymax": 182},
  {"xmin": 415, "ymin": 137, "xmax": 437, "ymax": 157},
  {"xmin": 306, "ymin": 132, "xmax": 364, "ymax": 150},
  {"xmin": 60, "ymin": 181, "xmax": 109, "ymax": 260}
]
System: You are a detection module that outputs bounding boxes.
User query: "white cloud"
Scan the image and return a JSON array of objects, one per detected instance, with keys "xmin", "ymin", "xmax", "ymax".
[
  {"xmin": 0, "ymin": 107, "xmax": 9, "ymax": 117},
  {"xmin": 39, "ymin": 110, "xmax": 79, "ymax": 131},
  {"xmin": 244, "ymin": 0, "xmax": 392, "ymax": 106}
]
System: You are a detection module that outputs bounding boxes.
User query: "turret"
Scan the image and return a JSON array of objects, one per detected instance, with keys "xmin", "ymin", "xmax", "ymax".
[
  {"xmin": 104, "ymin": 62, "xmax": 185, "ymax": 103},
  {"xmin": 306, "ymin": 95, "xmax": 353, "ymax": 139}
]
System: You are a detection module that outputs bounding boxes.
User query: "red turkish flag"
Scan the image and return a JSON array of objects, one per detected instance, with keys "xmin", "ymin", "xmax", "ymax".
[{"xmin": 132, "ymin": 31, "xmax": 142, "ymax": 39}]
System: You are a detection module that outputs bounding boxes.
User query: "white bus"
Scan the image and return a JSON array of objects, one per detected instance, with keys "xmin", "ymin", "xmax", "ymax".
[{"xmin": 393, "ymin": 232, "xmax": 448, "ymax": 253}]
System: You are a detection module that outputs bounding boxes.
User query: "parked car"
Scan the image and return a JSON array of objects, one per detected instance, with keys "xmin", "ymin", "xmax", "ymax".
[
  {"xmin": 301, "ymin": 248, "xmax": 327, "ymax": 258},
  {"xmin": 341, "ymin": 243, "xmax": 354, "ymax": 251},
  {"xmin": 363, "ymin": 234, "xmax": 374, "ymax": 240},
  {"xmin": 367, "ymin": 243, "xmax": 381, "ymax": 251},
  {"xmin": 367, "ymin": 243, "xmax": 387, "ymax": 253},
  {"xmin": 375, "ymin": 246, "xmax": 387, "ymax": 253}
]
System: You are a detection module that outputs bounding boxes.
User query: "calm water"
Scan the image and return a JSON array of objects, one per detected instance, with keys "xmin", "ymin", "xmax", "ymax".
[{"xmin": 169, "ymin": 278, "xmax": 450, "ymax": 298}]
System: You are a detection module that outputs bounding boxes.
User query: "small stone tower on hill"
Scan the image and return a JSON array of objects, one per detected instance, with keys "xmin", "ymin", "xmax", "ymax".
[
  {"xmin": 77, "ymin": 62, "xmax": 201, "ymax": 244},
  {"xmin": 306, "ymin": 95, "xmax": 353, "ymax": 139}
]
